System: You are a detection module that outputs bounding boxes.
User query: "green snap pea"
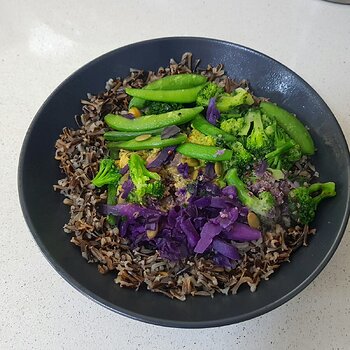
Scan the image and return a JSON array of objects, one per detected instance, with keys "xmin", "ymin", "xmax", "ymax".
[
  {"xmin": 104, "ymin": 107, "xmax": 203, "ymax": 132},
  {"xmin": 177, "ymin": 143, "xmax": 233, "ymax": 161},
  {"xmin": 260, "ymin": 102, "xmax": 315, "ymax": 155},
  {"xmin": 129, "ymin": 74, "xmax": 207, "ymax": 108},
  {"xmin": 192, "ymin": 115, "xmax": 236, "ymax": 142},
  {"xmin": 125, "ymin": 84, "xmax": 205, "ymax": 104},
  {"xmin": 104, "ymin": 128, "xmax": 164, "ymax": 141},
  {"xmin": 107, "ymin": 134, "xmax": 187, "ymax": 151}
]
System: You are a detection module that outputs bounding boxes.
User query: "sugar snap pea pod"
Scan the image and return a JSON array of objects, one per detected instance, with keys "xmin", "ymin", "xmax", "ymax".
[
  {"xmin": 104, "ymin": 127, "xmax": 164, "ymax": 141},
  {"xmin": 125, "ymin": 84, "xmax": 205, "ymax": 104},
  {"xmin": 260, "ymin": 102, "xmax": 315, "ymax": 155},
  {"xmin": 105, "ymin": 107, "xmax": 203, "ymax": 132},
  {"xmin": 192, "ymin": 115, "xmax": 236, "ymax": 142},
  {"xmin": 177, "ymin": 143, "xmax": 233, "ymax": 161},
  {"xmin": 129, "ymin": 74, "xmax": 207, "ymax": 108},
  {"xmin": 107, "ymin": 134, "xmax": 187, "ymax": 151}
]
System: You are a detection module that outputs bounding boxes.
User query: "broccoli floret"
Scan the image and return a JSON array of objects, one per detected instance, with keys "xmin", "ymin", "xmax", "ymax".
[
  {"xmin": 216, "ymin": 88, "xmax": 254, "ymax": 112},
  {"xmin": 145, "ymin": 101, "xmax": 183, "ymax": 115},
  {"xmin": 196, "ymin": 82, "xmax": 224, "ymax": 107},
  {"xmin": 265, "ymin": 122, "xmax": 302, "ymax": 170},
  {"xmin": 245, "ymin": 110, "xmax": 272, "ymax": 157},
  {"xmin": 128, "ymin": 153, "xmax": 164, "ymax": 204},
  {"xmin": 92, "ymin": 159, "xmax": 121, "ymax": 187},
  {"xmin": 228, "ymin": 141, "xmax": 254, "ymax": 174},
  {"xmin": 288, "ymin": 182, "xmax": 336, "ymax": 225},
  {"xmin": 225, "ymin": 168, "xmax": 275, "ymax": 217},
  {"xmin": 220, "ymin": 117, "xmax": 245, "ymax": 136}
]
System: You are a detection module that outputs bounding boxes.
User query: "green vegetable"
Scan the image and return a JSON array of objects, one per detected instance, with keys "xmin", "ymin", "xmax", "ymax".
[
  {"xmin": 220, "ymin": 117, "xmax": 245, "ymax": 136},
  {"xmin": 129, "ymin": 74, "xmax": 207, "ymax": 108},
  {"xmin": 128, "ymin": 153, "xmax": 164, "ymax": 204},
  {"xmin": 192, "ymin": 115, "xmax": 236, "ymax": 142},
  {"xmin": 260, "ymin": 101, "xmax": 315, "ymax": 155},
  {"xmin": 107, "ymin": 134, "xmax": 187, "ymax": 151},
  {"xmin": 125, "ymin": 84, "xmax": 205, "ymax": 103},
  {"xmin": 91, "ymin": 159, "xmax": 121, "ymax": 188},
  {"xmin": 105, "ymin": 107, "xmax": 203, "ymax": 131},
  {"xmin": 177, "ymin": 143, "xmax": 233, "ymax": 161},
  {"xmin": 145, "ymin": 102, "xmax": 183, "ymax": 115},
  {"xmin": 288, "ymin": 182, "xmax": 336, "ymax": 224},
  {"xmin": 245, "ymin": 109, "xmax": 272, "ymax": 157},
  {"xmin": 225, "ymin": 168, "xmax": 275, "ymax": 217},
  {"xmin": 106, "ymin": 183, "xmax": 117, "ymax": 225},
  {"xmin": 196, "ymin": 82, "xmax": 224, "ymax": 107},
  {"xmin": 104, "ymin": 128, "xmax": 164, "ymax": 141},
  {"xmin": 228, "ymin": 142, "xmax": 254, "ymax": 174},
  {"xmin": 216, "ymin": 88, "xmax": 254, "ymax": 112}
]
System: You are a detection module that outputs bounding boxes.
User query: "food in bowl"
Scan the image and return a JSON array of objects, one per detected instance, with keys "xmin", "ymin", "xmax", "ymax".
[{"xmin": 54, "ymin": 53, "xmax": 336, "ymax": 300}]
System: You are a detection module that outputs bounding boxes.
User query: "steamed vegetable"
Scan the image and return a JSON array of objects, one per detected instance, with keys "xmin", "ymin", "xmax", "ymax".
[
  {"xmin": 177, "ymin": 143, "xmax": 233, "ymax": 161},
  {"xmin": 260, "ymin": 101, "xmax": 315, "ymax": 155},
  {"xmin": 128, "ymin": 153, "xmax": 164, "ymax": 204},
  {"xmin": 105, "ymin": 107, "xmax": 203, "ymax": 131},
  {"xmin": 91, "ymin": 159, "xmax": 121, "ymax": 188},
  {"xmin": 288, "ymin": 182, "xmax": 336, "ymax": 224}
]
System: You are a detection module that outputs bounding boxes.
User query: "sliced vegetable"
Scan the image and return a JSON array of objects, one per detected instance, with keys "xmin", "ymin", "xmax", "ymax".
[
  {"xmin": 107, "ymin": 134, "xmax": 187, "ymax": 151},
  {"xmin": 104, "ymin": 128, "xmax": 164, "ymax": 141},
  {"xmin": 105, "ymin": 107, "xmax": 203, "ymax": 131}
]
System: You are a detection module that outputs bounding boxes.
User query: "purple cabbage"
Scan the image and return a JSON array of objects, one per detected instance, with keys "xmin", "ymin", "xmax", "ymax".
[
  {"xmin": 177, "ymin": 162, "xmax": 190, "ymax": 178},
  {"xmin": 194, "ymin": 222, "xmax": 222, "ymax": 253},
  {"xmin": 212, "ymin": 238, "xmax": 240, "ymax": 260},
  {"xmin": 206, "ymin": 98, "xmax": 221, "ymax": 125},
  {"xmin": 147, "ymin": 146, "xmax": 176, "ymax": 168},
  {"xmin": 224, "ymin": 222, "xmax": 261, "ymax": 242},
  {"xmin": 161, "ymin": 125, "xmax": 181, "ymax": 139},
  {"xmin": 121, "ymin": 179, "xmax": 134, "ymax": 199}
]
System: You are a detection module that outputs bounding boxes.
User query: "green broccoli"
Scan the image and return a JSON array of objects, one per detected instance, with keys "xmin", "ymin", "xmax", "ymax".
[
  {"xmin": 226, "ymin": 141, "xmax": 254, "ymax": 174},
  {"xmin": 128, "ymin": 153, "xmax": 164, "ymax": 204},
  {"xmin": 145, "ymin": 101, "xmax": 183, "ymax": 115},
  {"xmin": 288, "ymin": 182, "xmax": 336, "ymax": 225},
  {"xmin": 216, "ymin": 88, "xmax": 254, "ymax": 112},
  {"xmin": 92, "ymin": 159, "xmax": 121, "ymax": 187},
  {"xmin": 265, "ymin": 122, "xmax": 302, "ymax": 170},
  {"xmin": 225, "ymin": 168, "xmax": 275, "ymax": 217},
  {"xmin": 220, "ymin": 117, "xmax": 245, "ymax": 136},
  {"xmin": 245, "ymin": 109, "xmax": 272, "ymax": 157},
  {"xmin": 196, "ymin": 82, "xmax": 224, "ymax": 107}
]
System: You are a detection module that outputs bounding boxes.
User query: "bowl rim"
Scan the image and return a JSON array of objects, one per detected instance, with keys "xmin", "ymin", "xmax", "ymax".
[{"xmin": 18, "ymin": 36, "xmax": 350, "ymax": 328}]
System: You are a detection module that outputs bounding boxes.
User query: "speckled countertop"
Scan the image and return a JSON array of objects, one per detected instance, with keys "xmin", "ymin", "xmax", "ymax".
[{"xmin": 1, "ymin": 0, "xmax": 349, "ymax": 349}]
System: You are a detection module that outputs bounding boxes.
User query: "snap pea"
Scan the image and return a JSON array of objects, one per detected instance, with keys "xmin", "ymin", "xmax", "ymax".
[
  {"xmin": 104, "ymin": 127, "xmax": 164, "ymax": 141},
  {"xmin": 104, "ymin": 107, "xmax": 203, "ymax": 132},
  {"xmin": 260, "ymin": 102, "xmax": 315, "ymax": 155},
  {"xmin": 107, "ymin": 134, "xmax": 187, "ymax": 151},
  {"xmin": 192, "ymin": 115, "xmax": 236, "ymax": 142},
  {"xmin": 129, "ymin": 74, "xmax": 207, "ymax": 108},
  {"xmin": 125, "ymin": 84, "xmax": 205, "ymax": 104},
  {"xmin": 177, "ymin": 143, "xmax": 233, "ymax": 161}
]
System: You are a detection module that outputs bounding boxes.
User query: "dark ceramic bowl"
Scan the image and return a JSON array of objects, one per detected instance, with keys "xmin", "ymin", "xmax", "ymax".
[{"xmin": 18, "ymin": 37, "xmax": 350, "ymax": 328}]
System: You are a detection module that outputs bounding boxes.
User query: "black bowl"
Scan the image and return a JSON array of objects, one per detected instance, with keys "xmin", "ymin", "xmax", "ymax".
[{"xmin": 18, "ymin": 37, "xmax": 350, "ymax": 328}]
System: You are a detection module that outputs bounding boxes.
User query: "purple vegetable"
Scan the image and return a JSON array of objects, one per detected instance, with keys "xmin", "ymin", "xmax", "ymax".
[
  {"xmin": 222, "ymin": 186, "xmax": 237, "ymax": 199},
  {"xmin": 210, "ymin": 197, "xmax": 229, "ymax": 209},
  {"xmin": 121, "ymin": 179, "xmax": 134, "ymax": 199},
  {"xmin": 194, "ymin": 222, "xmax": 222, "ymax": 253},
  {"xmin": 147, "ymin": 146, "xmax": 176, "ymax": 168},
  {"xmin": 212, "ymin": 238, "xmax": 240, "ymax": 260},
  {"xmin": 206, "ymin": 98, "xmax": 221, "ymax": 125},
  {"xmin": 212, "ymin": 253, "xmax": 233, "ymax": 268},
  {"xmin": 224, "ymin": 222, "xmax": 261, "ymax": 242},
  {"xmin": 120, "ymin": 164, "xmax": 129, "ymax": 175},
  {"xmin": 193, "ymin": 196, "xmax": 211, "ymax": 208},
  {"xmin": 177, "ymin": 162, "xmax": 190, "ymax": 178},
  {"xmin": 212, "ymin": 207, "xmax": 239, "ymax": 229},
  {"xmin": 204, "ymin": 162, "xmax": 216, "ymax": 180},
  {"xmin": 179, "ymin": 219, "xmax": 200, "ymax": 248},
  {"xmin": 161, "ymin": 125, "xmax": 181, "ymax": 139},
  {"xmin": 102, "ymin": 203, "xmax": 162, "ymax": 220},
  {"xmin": 123, "ymin": 113, "xmax": 135, "ymax": 120},
  {"xmin": 255, "ymin": 160, "xmax": 268, "ymax": 177}
]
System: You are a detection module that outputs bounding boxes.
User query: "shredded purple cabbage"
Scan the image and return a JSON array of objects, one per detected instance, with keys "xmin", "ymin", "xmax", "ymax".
[
  {"xmin": 161, "ymin": 125, "xmax": 181, "ymax": 139},
  {"xmin": 147, "ymin": 146, "xmax": 176, "ymax": 168},
  {"xmin": 121, "ymin": 179, "xmax": 134, "ymax": 199},
  {"xmin": 206, "ymin": 98, "xmax": 221, "ymax": 125},
  {"xmin": 177, "ymin": 162, "xmax": 190, "ymax": 178},
  {"xmin": 123, "ymin": 113, "xmax": 135, "ymax": 120}
]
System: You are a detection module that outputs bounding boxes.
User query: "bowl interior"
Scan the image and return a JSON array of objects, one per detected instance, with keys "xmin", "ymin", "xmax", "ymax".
[{"xmin": 18, "ymin": 37, "xmax": 350, "ymax": 328}]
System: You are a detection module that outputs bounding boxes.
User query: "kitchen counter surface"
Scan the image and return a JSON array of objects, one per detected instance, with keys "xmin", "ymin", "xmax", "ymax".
[{"xmin": 1, "ymin": 0, "xmax": 349, "ymax": 349}]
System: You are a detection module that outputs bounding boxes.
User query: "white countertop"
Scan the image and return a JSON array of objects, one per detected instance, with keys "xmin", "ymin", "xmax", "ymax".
[{"xmin": 1, "ymin": 0, "xmax": 350, "ymax": 349}]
